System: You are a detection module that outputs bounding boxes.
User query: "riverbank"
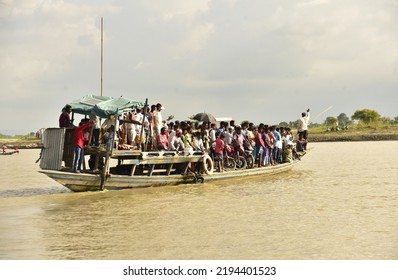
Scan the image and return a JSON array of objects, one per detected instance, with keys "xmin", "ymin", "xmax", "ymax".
[
  {"xmin": 309, "ymin": 126, "xmax": 398, "ymax": 142},
  {"xmin": 0, "ymin": 138, "xmax": 42, "ymax": 149},
  {"xmin": 2, "ymin": 126, "xmax": 398, "ymax": 148}
]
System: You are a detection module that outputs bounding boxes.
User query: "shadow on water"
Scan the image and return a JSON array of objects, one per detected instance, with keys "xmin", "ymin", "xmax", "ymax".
[{"xmin": 0, "ymin": 186, "xmax": 71, "ymax": 198}]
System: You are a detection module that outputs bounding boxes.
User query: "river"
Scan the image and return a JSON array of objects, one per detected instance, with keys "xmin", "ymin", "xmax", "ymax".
[{"xmin": 0, "ymin": 142, "xmax": 397, "ymax": 260}]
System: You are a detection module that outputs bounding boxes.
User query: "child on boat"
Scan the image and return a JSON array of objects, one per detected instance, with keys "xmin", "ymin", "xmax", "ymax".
[{"xmin": 214, "ymin": 133, "xmax": 225, "ymax": 172}]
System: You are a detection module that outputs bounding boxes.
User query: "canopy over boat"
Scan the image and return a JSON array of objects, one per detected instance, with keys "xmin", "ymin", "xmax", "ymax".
[{"xmin": 67, "ymin": 94, "xmax": 145, "ymax": 117}]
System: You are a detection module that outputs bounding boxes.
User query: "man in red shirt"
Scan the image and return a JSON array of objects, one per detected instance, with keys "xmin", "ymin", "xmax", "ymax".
[
  {"xmin": 73, "ymin": 120, "xmax": 93, "ymax": 172},
  {"xmin": 156, "ymin": 127, "xmax": 169, "ymax": 150}
]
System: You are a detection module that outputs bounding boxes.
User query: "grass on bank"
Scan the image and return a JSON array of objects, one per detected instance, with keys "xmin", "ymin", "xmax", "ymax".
[
  {"xmin": 309, "ymin": 123, "xmax": 398, "ymax": 134},
  {"xmin": 308, "ymin": 123, "xmax": 398, "ymax": 141},
  {"xmin": 2, "ymin": 123, "xmax": 398, "ymax": 145}
]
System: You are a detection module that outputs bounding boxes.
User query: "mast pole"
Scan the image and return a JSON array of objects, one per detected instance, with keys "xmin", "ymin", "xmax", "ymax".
[{"xmin": 101, "ymin": 17, "xmax": 104, "ymax": 96}]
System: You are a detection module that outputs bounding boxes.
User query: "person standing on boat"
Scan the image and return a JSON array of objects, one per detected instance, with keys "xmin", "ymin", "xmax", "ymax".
[
  {"xmin": 73, "ymin": 120, "xmax": 93, "ymax": 173},
  {"xmin": 89, "ymin": 113, "xmax": 101, "ymax": 146},
  {"xmin": 59, "ymin": 104, "xmax": 74, "ymax": 128},
  {"xmin": 153, "ymin": 103, "xmax": 164, "ymax": 138},
  {"xmin": 2, "ymin": 144, "xmax": 7, "ymax": 153},
  {"xmin": 214, "ymin": 133, "xmax": 225, "ymax": 172},
  {"xmin": 298, "ymin": 109, "xmax": 310, "ymax": 150},
  {"xmin": 253, "ymin": 126, "xmax": 266, "ymax": 168}
]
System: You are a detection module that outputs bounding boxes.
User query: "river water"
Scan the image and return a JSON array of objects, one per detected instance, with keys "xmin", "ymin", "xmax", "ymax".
[{"xmin": 0, "ymin": 142, "xmax": 397, "ymax": 260}]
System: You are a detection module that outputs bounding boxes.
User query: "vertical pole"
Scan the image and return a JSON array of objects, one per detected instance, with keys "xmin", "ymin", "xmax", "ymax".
[
  {"xmin": 139, "ymin": 98, "xmax": 148, "ymax": 151},
  {"xmin": 101, "ymin": 17, "xmax": 104, "ymax": 96}
]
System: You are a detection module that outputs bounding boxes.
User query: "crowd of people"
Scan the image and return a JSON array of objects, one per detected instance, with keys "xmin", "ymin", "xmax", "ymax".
[{"xmin": 59, "ymin": 102, "xmax": 310, "ymax": 172}]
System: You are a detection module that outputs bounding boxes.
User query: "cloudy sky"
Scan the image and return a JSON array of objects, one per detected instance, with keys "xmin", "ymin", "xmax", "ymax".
[{"xmin": 1, "ymin": 0, "xmax": 397, "ymax": 135}]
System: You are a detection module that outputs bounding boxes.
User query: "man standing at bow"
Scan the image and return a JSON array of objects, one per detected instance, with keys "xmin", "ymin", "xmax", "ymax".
[{"xmin": 297, "ymin": 108, "xmax": 310, "ymax": 150}]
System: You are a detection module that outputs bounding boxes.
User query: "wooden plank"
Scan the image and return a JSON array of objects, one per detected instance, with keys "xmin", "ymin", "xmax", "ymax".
[
  {"xmin": 166, "ymin": 164, "xmax": 173, "ymax": 176},
  {"xmin": 129, "ymin": 165, "xmax": 137, "ymax": 176}
]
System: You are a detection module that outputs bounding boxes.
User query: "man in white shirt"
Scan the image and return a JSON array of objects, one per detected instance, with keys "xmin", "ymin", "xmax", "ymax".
[
  {"xmin": 297, "ymin": 109, "xmax": 310, "ymax": 150},
  {"xmin": 153, "ymin": 103, "xmax": 164, "ymax": 138},
  {"xmin": 168, "ymin": 129, "xmax": 184, "ymax": 151}
]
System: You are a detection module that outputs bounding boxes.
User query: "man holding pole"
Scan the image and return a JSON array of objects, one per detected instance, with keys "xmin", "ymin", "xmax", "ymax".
[{"xmin": 297, "ymin": 109, "xmax": 310, "ymax": 150}]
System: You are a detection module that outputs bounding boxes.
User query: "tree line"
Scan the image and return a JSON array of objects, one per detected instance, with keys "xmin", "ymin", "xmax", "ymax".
[
  {"xmin": 277, "ymin": 109, "xmax": 398, "ymax": 130},
  {"xmin": 323, "ymin": 109, "xmax": 398, "ymax": 129}
]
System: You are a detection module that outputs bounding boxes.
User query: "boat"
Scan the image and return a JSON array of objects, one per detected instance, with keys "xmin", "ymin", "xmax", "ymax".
[
  {"xmin": 1, "ymin": 150, "xmax": 19, "ymax": 155},
  {"xmin": 38, "ymin": 95, "xmax": 307, "ymax": 192},
  {"xmin": 39, "ymin": 153, "xmax": 304, "ymax": 192}
]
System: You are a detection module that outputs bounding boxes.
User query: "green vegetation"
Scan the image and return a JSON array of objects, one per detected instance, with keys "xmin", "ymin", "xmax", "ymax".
[
  {"xmin": 0, "ymin": 133, "xmax": 40, "ymax": 148},
  {"xmin": 351, "ymin": 109, "xmax": 381, "ymax": 124},
  {"xmin": 0, "ymin": 132, "xmax": 36, "ymax": 139},
  {"xmin": 1, "ymin": 108, "xmax": 398, "ymax": 144},
  {"xmin": 308, "ymin": 120, "xmax": 398, "ymax": 142},
  {"xmin": 324, "ymin": 116, "xmax": 338, "ymax": 128}
]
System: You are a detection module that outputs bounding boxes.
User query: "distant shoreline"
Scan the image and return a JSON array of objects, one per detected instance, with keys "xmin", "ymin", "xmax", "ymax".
[
  {"xmin": 309, "ymin": 127, "xmax": 398, "ymax": 142},
  {"xmin": 0, "ymin": 139, "xmax": 42, "ymax": 149},
  {"xmin": 2, "ymin": 130, "xmax": 398, "ymax": 150},
  {"xmin": 309, "ymin": 132, "xmax": 398, "ymax": 142}
]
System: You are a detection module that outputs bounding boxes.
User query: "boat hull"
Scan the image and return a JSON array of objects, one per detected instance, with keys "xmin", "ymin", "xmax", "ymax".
[{"xmin": 39, "ymin": 160, "xmax": 300, "ymax": 192}]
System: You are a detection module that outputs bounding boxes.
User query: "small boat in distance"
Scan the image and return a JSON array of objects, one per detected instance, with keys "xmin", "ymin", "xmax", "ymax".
[{"xmin": 38, "ymin": 95, "xmax": 308, "ymax": 192}]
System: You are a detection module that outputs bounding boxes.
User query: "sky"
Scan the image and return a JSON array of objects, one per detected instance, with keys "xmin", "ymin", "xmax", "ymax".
[{"xmin": 1, "ymin": 0, "xmax": 397, "ymax": 135}]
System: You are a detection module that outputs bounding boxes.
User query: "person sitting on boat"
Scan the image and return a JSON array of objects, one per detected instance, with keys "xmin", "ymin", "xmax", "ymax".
[
  {"xmin": 156, "ymin": 127, "xmax": 169, "ymax": 150},
  {"xmin": 183, "ymin": 126, "xmax": 194, "ymax": 151},
  {"xmin": 2, "ymin": 144, "xmax": 7, "ymax": 153},
  {"xmin": 73, "ymin": 119, "xmax": 93, "ymax": 173},
  {"xmin": 59, "ymin": 104, "xmax": 75, "ymax": 128},
  {"xmin": 192, "ymin": 131, "xmax": 205, "ymax": 152},
  {"xmin": 168, "ymin": 129, "xmax": 184, "ymax": 151},
  {"xmin": 117, "ymin": 121, "xmax": 130, "ymax": 150},
  {"xmin": 285, "ymin": 127, "xmax": 294, "ymax": 147}
]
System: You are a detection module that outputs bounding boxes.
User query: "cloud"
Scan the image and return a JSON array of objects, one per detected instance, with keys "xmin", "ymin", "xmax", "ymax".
[
  {"xmin": 144, "ymin": 0, "xmax": 210, "ymax": 21},
  {"xmin": 0, "ymin": 0, "xmax": 397, "ymax": 134},
  {"xmin": 297, "ymin": 0, "xmax": 329, "ymax": 8},
  {"xmin": 0, "ymin": 1, "xmax": 118, "ymax": 100}
]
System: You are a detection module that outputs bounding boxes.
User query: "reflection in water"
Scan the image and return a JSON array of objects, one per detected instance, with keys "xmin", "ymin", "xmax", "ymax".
[{"xmin": 0, "ymin": 144, "xmax": 398, "ymax": 259}]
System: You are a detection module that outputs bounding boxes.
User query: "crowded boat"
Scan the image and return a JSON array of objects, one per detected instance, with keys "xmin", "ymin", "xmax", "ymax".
[{"xmin": 58, "ymin": 98, "xmax": 308, "ymax": 174}]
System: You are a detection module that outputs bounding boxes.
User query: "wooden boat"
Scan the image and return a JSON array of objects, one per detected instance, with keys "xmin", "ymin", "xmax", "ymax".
[
  {"xmin": 38, "ymin": 95, "xmax": 307, "ymax": 192},
  {"xmin": 39, "ymin": 153, "xmax": 304, "ymax": 192},
  {"xmin": 1, "ymin": 150, "xmax": 19, "ymax": 155},
  {"xmin": 39, "ymin": 129, "xmax": 307, "ymax": 192}
]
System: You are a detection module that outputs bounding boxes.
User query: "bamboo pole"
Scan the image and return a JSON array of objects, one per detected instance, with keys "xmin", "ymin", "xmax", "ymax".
[
  {"xmin": 139, "ymin": 99, "xmax": 148, "ymax": 151},
  {"xmin": 101, "ymin": 17, "xmax": 103, "ymax": 96}
]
